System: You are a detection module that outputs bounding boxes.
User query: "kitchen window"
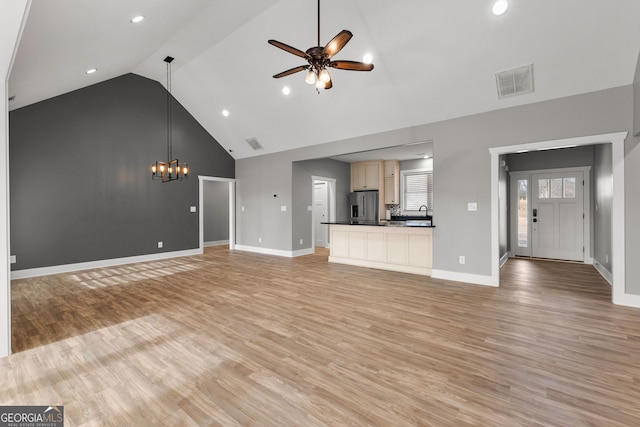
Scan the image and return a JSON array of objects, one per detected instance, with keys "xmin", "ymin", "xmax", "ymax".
[{"xmin": 401, "ymin": 169, "xmax": 433, "ymax": 213}]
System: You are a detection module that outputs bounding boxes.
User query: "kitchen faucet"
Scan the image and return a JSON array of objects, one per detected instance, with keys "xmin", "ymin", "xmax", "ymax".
[{"xmin": 418, "ymin": 205, "xmax": 428, "ymax": 216}]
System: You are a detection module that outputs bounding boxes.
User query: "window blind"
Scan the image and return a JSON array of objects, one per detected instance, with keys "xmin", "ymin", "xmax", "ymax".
[{"xmin": 402, "ymin": 171, "xmax": 433, "ymax": 211}]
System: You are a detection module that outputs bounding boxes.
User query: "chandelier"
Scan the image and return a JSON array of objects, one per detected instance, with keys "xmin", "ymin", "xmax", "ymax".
[{"xmin": 151, "ymin": 56, "xmax": 188, "ymax": 182}]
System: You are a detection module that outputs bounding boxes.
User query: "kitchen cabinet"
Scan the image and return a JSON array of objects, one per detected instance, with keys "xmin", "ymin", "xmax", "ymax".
[
  {"xmin": 351, "ymin": 161, "xmax": 381, "ymax": 191},
  {"xmin": 383, "ymin": 160, "xmax": 400, "ymax": 204},
  {"xmin": 328, "ymin": 224, "xmax": 433, "ymax": 276}
]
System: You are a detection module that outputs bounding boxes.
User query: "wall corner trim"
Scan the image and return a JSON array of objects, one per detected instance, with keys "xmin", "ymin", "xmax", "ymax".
[
  {"xmin": 593, "ymin": 261, "xmax": 613, "ymax": 286},
  {"xmin": 10, "ymin": 248, "xmax": 203, "ymax": 280}
]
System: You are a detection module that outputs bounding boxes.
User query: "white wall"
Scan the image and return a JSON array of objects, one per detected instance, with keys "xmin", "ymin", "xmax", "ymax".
[{"xmin": 1, "ymin": 0, "xmax": 31, "ymax": 357}]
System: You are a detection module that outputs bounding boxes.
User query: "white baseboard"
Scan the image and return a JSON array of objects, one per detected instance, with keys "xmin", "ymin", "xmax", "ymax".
[
  {"xmin": 431, "ymin": 269, "xmax": 499, "ymax": 287},
  {"xmin": 293, "ymin": 248, "xmax": 315, "ymax": 257},
  {"xmin": 233, "ymin": 245, "xmax": 315, "ymax": 258},
  {"xmin": 204, "ymin": 240, "xmax": 229, "ymax": 247},
  {"xmin": 592, "ymin": 261, "xmax": 613, "ymax": 286},
  {"xmin": 11, "ymin": 248, "xmax": 203, "ymax": 280},
  {"xmin": 499, "ymin": 251, "xmax": 510, "ymax": 268},
  {"xmin": 613, "ymin": 292, "xmax": 640, "ymax": 308}
]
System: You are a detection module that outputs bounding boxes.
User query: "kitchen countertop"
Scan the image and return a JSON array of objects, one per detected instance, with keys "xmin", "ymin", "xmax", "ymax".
[{"xmin": 322, "ymin": 220, "xmax": 435, "ymax": 228}]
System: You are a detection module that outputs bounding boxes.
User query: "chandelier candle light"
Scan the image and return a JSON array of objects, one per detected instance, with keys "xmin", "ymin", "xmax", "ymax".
[{"xmin": 151, "ymin": 56, "xmax": 188, "ymax": 182}]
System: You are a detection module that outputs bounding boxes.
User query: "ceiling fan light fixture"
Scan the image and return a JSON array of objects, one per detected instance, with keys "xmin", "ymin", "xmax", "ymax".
[
  {"xmin": 268, "ymin": 0, "xmax": 373, "ymax": 91},
  {"xmin": 305, "ymin": 70, "xmax": 316, "ymax": 84},
  {"xmin": 319, "ymin": 68, "xmax": 331, "ymax": 83},
  {"xmin": 362, "ymin": 53, "xmax": 373, "ymax": 64}
]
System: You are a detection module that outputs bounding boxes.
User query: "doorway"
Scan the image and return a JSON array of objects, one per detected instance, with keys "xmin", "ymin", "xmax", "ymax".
[
  {"xmin": 490, "ymin": 132, "xmax": 632, "ymax": 307},
  {"xmin": 510, "ymin": 167, "xmax": 589, "ymax": 262},
  {"xmin": 312, "ymin": 176, "xmax": 336, "ymax": 250},
  {"xmin": 198, "ymin": 176, "xmax": 236, "ymax": 251}
]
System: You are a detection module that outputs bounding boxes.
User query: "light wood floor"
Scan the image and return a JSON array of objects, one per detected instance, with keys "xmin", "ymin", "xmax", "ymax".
[{"xmin": 3, "ymin": 247, "xmax": 640, "ymax": 426}]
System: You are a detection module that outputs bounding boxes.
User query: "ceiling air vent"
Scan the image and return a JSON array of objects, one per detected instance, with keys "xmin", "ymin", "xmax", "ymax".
[
  {"xmin": 495, "ymin": 64, "xmax": 534, "ymax": 99},
  {"xmin": 245, "ymin": 137, "xmax": 264, "ymax": 151}
]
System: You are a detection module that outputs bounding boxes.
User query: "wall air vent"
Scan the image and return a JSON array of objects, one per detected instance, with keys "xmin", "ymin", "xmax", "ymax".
[
  {"xmin": 245, "ymin": 137, "xmax": 264, "ymax": 151},
  {"xmin": 495, "ymin": 64, "xmax": 534, "ymax": 99}
]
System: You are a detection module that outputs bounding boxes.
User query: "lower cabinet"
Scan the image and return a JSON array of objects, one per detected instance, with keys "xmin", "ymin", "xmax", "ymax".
[{"xmin": 328, "ymin": 225, "xmax": 433, "ymax": 276}]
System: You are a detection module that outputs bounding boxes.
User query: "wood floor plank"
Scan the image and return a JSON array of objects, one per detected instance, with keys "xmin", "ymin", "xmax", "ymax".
[{"xmin": 3, "ymin": 248, "xmax": 640, "ymax": 426}]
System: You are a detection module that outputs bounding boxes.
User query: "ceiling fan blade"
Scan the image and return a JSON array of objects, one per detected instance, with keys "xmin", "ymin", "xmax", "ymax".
[
  {"xmin": 273, "ymin": 65, "xmax": 308, "ymax": 79},
  {"xmin": 323, "ymin": 30, "xmax": 353, "ymax": 58},
  {"xmin": 329, "ymin": 60, "xmax": 374, "ymax": 71},
  {"xmin": 268, "ymin": 39, "xmax": 310, "ymax": 59}
]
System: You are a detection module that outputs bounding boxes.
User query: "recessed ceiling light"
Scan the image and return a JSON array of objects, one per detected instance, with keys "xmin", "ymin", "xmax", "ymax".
[
  {"xmin": 86, "ymin": 68, "xmax": 97, "ymax": 74},
  {"xmin": 282, "ymin": 86, "xmax": 291, "ymax": 95},
  {"xmin": 363, "ymin": 53, "xmax": 373, "ymax": 64},
  {"xmin": 222, "ymin": 110, "xmax": 230, "ymax": 117},
  {"xmin": 131, "ymin": 15, "xmax": 144, "ymax": 23},
  {"xmin": 492, "ymin": 0, "xmax": 509, "ymax": 16}
]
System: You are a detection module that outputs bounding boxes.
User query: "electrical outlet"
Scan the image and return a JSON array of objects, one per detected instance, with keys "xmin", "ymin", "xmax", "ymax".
[
  {"xmin": 190, "ymin": 206, "xmax": 196, "ymax": 213},
  {"xmin": 307, "ymin": 206, "xmax": 312, "ymax": 211},
  {"xmin": 300, "ymin": 239, "xmax": 303, "ymax": 245},
  {"xmin": 605, "ymin": 254, "xmax": 609, "ymax": 263},
  {"xmin": 468, "ymin": 203, "xmax": 477, "ymax": 211},
  {"xmin": 242, "ymin": 206, "xmax": 245, "ymax": 212},
  {"xmin": 158, "ymin": 241, "xmax": 163, "ymax": 249},
  {"xmin": 258, "ymin": 237, "xmax": 262, "ymax": 244},
  {"xmin": 459, "ymin": 256, "xmax": 466, "ymax": 264},
  {"xmin": 281, "ymin": 205, "xmax": 287, "ymax": 212}
]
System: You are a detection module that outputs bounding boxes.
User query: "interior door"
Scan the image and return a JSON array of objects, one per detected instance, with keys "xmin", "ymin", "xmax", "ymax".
[
  {"xmin": 531, "ymin": 172, "xmax": 584, "ymax": 261},
  {"xmin": 313, "ymin": 181, "xmax": 329, "ymax": 247}
]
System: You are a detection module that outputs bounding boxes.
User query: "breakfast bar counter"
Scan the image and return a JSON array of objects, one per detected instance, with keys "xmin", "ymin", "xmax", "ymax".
[{"xmin": 327, "ymin": 223, "xmax": 433, "ymax": 276}]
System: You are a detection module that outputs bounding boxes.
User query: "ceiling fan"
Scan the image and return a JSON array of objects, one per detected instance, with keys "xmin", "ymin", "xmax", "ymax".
[{"xmin": 268, "ymin": 0, "xmax": 374, "ymax": 91}]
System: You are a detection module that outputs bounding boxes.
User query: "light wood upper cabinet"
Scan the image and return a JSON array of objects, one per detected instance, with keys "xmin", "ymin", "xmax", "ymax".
[
  {"xmin": 384, "ymin": 160, "xmax": 400, "ymax": 204},
  {"xmin": 351, "ymin": 161, "xmax": 382, "ymax": 191}
]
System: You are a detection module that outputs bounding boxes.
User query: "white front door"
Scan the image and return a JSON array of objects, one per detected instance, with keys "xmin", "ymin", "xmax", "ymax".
[{"xmin": 531, "ymin": 172, "xmax": 584, "ymax": 261}]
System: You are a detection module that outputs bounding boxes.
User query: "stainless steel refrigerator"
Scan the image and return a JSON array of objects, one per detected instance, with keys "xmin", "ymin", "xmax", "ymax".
[{"xmin": 349, "ymin": 191, "xmax": 379, "ymax": 223}]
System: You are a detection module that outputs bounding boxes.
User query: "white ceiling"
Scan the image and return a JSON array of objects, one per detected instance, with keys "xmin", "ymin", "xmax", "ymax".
[{"xmin": 8, "ymin": 0, "xmax": 640, "ymax": 160}]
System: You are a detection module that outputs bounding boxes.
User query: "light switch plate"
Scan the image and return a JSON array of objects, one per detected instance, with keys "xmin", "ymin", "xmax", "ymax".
[
  {"xmin": 307, "ymin": 206, "xmax": 312, "ymax": 211},
  {"xmin": 10, "ymin": 255, "xmax": 16, "ymax": 264},
  {"xmin": 468, "ymin": 202, "xmax": 477, "ymax": 211},
  {"xmin": 281, "ymin": 205, "xmax": 287, "ymax": 212},
  {"xmin": 190, "ymin": 206, "xmax": 196, "ymax": 212}
]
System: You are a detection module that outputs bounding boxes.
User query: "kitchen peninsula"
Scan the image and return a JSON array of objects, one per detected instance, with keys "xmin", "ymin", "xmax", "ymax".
[{"xmin": 326, "ymin": 222, "xmax": 433, "ymax": 276}]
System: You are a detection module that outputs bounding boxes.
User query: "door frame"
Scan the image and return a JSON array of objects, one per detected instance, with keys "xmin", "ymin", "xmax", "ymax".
[
  {"xmin": 509, "ymin": 166, "xmax": 591, "ymax": 262},
  {"xmin": 198, "ymin": 176, "xmax": 236, "ymax": 252},
  {"xmin": 311, "ymin": 176, "xmax": 336, "ymax": 250},
  {"xmin": 490, "ymin": 132, "xmax": 637, "ymax": 307}
]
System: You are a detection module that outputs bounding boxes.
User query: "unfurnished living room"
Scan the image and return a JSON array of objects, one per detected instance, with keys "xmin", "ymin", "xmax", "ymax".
[{"xmin": 2, "ymin": 1, "xmax": 640, "ymax": 426}]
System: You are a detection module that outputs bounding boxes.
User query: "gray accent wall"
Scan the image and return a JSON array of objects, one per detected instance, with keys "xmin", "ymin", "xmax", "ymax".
[
  {"xmin": 235, "ymin": 85, "xmax": 640, "ymax": 294},
  {"xmin": 9, "ymin": 73, "xmax": 234, "ymax": 270},
  {"xmin": 292, "ymin": 158, "xmax": 351, "ymax": 251},
  {"xmin": 203, "ymin": 181, "xmax": 229, "ymax": 243},
  {"xmin": 506, "ymin": 145, "xmax": 595, "ymax": 172}
]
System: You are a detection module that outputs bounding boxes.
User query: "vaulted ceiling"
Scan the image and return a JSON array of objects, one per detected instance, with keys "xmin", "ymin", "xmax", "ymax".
[{"xmin": 8, "ymin": 0, "xmax": 640, "ymax": 159}]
